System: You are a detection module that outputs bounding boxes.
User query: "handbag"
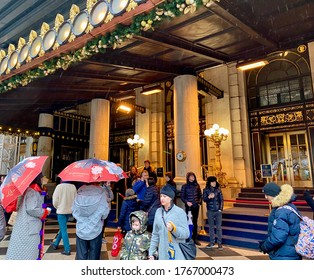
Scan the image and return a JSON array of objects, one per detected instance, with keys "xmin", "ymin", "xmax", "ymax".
[
  {"xmin": 162, "ymin": 210, "xmax": 196, "ymax": 260},
  {"xmin": 178, "ymin": 238, "xmax": 196, "ymax": 260}
]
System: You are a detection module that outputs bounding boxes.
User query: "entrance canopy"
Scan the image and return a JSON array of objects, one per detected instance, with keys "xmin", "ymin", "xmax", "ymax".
[{"xmin": 0, "ymin": 0, "xmax": 313, "ymax": 131}]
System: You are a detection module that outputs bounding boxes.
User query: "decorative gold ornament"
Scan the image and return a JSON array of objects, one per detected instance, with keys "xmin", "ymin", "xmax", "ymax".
[
  {"xmin": 54, "ymin": 14, "xmax": 64, "ymax": 31},
  {"xmin": 28, "ymin": 30, "xmax": 38, "ymax": 43},
  {"xmin": 17, "ymin": 38, "xmax": 26, "ymax": 50},
  {"xmin": 40, "ymin": 22, "xmax": 50, "ymax": 37},
  {"xmin": 7, "ymin": 44, "xmax": 15, "ymax": 55},
  {"xmin": 70, "ymin": 4, "xmax": 80, "ymax": 22},
  {"xmin": 0, "ymin": 50, "xmax": 6, "ymax": 60},
  {"xmin": 86, "ymin": 0, "xmax": 98, "ymax": 13},
  {"xmin": 297, "ymin": 45, "xmax": 307, "ymax": 53}
]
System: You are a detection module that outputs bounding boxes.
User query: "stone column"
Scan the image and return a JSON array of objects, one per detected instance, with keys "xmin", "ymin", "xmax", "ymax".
[
  {"xmin": 37, "ymin": 113, "xmax": 53, "ymax": 178},
  {"xmin": 174, "ymin": 75, "xmax": 203, "ymax": 183},
  {"xmin": 89, "ymin": 99, "xmax": 110, "ymax": 160},
  {"xmin": 174, "ymin": 74, "xmax": 205, "ymax": 231}
]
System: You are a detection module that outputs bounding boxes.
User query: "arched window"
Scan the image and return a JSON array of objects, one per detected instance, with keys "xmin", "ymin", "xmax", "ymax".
[{"xmin": 247, "ymin": 50, "xmax": 313, "ymax": 109}]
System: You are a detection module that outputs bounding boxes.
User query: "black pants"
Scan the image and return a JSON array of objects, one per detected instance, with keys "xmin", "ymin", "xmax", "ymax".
[{"xmin": 185, "ymin": 205, "xmax": 199, "ymax": 241}]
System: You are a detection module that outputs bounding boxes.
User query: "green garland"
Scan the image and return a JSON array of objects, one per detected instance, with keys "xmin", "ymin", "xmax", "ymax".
[{"xmin": 0, "ymin": 0, "xmax": 219, "ymax": 93}]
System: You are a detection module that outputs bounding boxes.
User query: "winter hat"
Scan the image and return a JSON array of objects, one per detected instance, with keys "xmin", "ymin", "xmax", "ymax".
[
  {"xmin": 263, "ymin": 182, "xmax": 281, "ymax": 197},
  {"xmin": 207, "ymin": 176, "xmax": 217, "ymax": 184},
  {"xmin": 125, "ymin": 188, "xmax": 135, "ymax": 197},
  {"xmin": 160, "ymin": 184, "xmax": 175, "ymax": 200}
]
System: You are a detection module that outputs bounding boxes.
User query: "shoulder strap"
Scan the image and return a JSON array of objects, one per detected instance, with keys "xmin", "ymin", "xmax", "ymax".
[{"xmin": 279, "ymin": 205, "xmax": 303, "ymax": 220}]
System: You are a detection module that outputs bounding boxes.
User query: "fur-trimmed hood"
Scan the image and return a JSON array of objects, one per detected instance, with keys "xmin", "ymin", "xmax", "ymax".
[
  {"xmin": 124, "ymin": 194, "xmax": 137, "ymax": 200},
  {"xmin": 271, "ymin": 184, "xmax": 295, "ymax": 207}
]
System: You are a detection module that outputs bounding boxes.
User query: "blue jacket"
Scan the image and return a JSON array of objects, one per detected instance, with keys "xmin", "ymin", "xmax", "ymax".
[
  {"xmin": 72, "ymin": 185, "xmax": 109, "ymax": 240},
  {"xmin": 203, "ymin": 186, "xmax": 224, "ymax": 211},
  {"xmin": 133, "ymin": 180, "xmax": 147, "ymax": 201},
  {"xmin": 140, "ymin": 185, "xmax": 160, "ymax": 226},
  {"xmin": 118, "ymin": 195, "xmax": 139, "ymax": 232},
  {"xmin": 262, "ymin": 184, "xmax": 301, "ymax": 260}
]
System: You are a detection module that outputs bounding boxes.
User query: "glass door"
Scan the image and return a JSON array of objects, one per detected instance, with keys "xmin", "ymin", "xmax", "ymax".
[{"xmin": 266, "ymin": 131, "xmax": 312, "ymax": 187}]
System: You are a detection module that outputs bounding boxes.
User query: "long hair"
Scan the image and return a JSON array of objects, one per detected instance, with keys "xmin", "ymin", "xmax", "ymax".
[
  {"xmin": 186, "ymin": 171, "xmax": 198, "ymax": 184},
  {"xmin": 31, "ymin": 173, "xmax": 43, "ymax": 188}
]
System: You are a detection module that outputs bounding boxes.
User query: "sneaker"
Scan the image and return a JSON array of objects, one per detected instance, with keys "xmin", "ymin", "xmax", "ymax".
[
  {"xmin": 218, "ymin": 244, "xmax": 223, "ymax": 250},
  {"xmin": 102, "ymin": 238, "xmax": 108, "ymax": 244},
  {"xmin": 194, "ymin": 240, "xmax": 201, "ymax": 246},
  {"xmin": 206, "ymin": 243, "xmax": 215, "ymax": 249},
  {"xmin": 50, "ymin": 241, "xmax": 58, "ymax": 250},
  {"xmin": 61, "ymin": 251, "xmax": 71, "ymax": 256}
]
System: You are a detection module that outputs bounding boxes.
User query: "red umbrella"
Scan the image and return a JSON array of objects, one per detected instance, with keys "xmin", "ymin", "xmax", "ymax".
[
  {"xmin": 0, "ymin": 156, "xmax": 48, "ymax": 211},
  {"xmin": 58, "ymin": 158, "xmax": 127, "ymax": 183}
]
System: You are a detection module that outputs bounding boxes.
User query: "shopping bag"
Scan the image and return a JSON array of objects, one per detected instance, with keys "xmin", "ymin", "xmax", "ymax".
[{"xmin": 111, "ymin": 228, "xmax": 123, "ymax": 257}]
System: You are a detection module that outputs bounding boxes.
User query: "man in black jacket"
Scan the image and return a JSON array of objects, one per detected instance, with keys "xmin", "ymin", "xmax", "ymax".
[{"xmin": 203, "ymin": 176, "xmax": 224, "ymax": 250}]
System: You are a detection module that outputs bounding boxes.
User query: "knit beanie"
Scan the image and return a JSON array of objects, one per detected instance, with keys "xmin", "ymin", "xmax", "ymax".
[
  {"xmin": 160, "ymin": 184, "xmax": 175, "ymax": 200},
  {"xmin": 125, "ymin": 188, "xmax": 135, "ymax": 197},
  {"xmin": 263, "ymin": 182, "xmax": 281, "ymax": 197}
]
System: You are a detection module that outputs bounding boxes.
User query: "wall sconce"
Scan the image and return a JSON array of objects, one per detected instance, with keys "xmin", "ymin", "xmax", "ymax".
[
  {"xmin": 72, "ymin": 10, "xmax": 89, "ymax": 36},
  {"xmin": 237, "ymin": 60, "xmax": 268, "ymax": 71},
  {"xmin": 57, "ymin": 21, "xmax": 72, "ymax": 45},
  {"xmin": 18, "ymin": 44, "xmax": 29, "ymax": 65},
  {"xmin": 117, "ymin": 104, "xmax": 132, "ymax": 113},
  {"xmin": 29, "ymin": 36, "xmax": 43, "ymax": 58},
  {"xmin": 43, "ymin": 29, "xmax": 57, "ymax": 51},
  {"xmin": 110, "ymin": 0, "xmax": 130, "ymax": 16},
  {"xmin": 141, "ymin": 85, "xmax": 163, "ymax": 95},
  {"xmin": 90, "ymin": 0, "xmax": 109, "ymax": 27}
]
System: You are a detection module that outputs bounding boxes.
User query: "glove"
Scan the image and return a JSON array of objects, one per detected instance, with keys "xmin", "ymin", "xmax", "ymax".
[{"xmin": 258, "ymin": 241, "xmax": 268, "ymax": 254}]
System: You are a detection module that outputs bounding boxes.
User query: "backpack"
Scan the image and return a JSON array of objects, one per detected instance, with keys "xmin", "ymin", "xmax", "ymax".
[
  {"xmin": 280, "ymin": 205, "xmax": 314, "ymax": 259},
  {"xmin": 0, "ymin": 205, "xmax": 6, "ymax": 241}
]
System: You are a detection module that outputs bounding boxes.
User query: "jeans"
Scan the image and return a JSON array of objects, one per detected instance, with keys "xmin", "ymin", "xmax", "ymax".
[
  {"xmin": 75, "ymin": 232, "xmax": 103, "ymax": 260},
  {"xmin": 207, "ymin": 210, "xmax": 222, "ymax": 245},
  {"xmin": 54, "ymin": 214, "xmax": 71, "ymax": 252}
]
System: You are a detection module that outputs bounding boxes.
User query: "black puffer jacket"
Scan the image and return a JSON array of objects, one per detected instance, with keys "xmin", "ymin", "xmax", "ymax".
[
  {"xmin": 181, "ymin": 182, "xmax": 202, "ymax": 207},
  {"xmin": 203, "ymin": 186, "xmax": 223, "ymax": 211}
]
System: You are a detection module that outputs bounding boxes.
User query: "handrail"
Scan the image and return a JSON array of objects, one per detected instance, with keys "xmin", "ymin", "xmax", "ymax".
[{"xmin": 224, "ymin": 199, "xmax": 307, "ymax": 205}]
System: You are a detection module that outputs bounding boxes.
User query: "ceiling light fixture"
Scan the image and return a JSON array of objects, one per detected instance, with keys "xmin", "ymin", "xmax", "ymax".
[
  {"xmin": 29, "ymin": 36, "xmax": 43, "ymax": 58},
  {"xmin": 89, "ymin": 0, "xmax": 109, "ymax": 27},
  {"xmin": 43, "ymin": 29, "xmax": 57, "ymax": 51},
  {"xmin": 110, "ymin": 0, "xmax": 130, "ymax": 16},
  {"xmin": 141, "ymin": 85, "xmax": 163, "ymax": 95},
  {"xmin": 18, "ymin": 44, "xmax": 29, "ymax": 65},
  {"xmin": 117, "ymin": 104, "xmax": 132, "ymax": 113},
  {"xmin": 72, "ymin": 10, "xmax": 89, "ymax": 36},
  {"xmin": 237, "ymin": 60, "xmax": 268, "ymax": 71},
  {"xmin": 57, "ymin": 21, "xmax": 72, "ymax": 45},
  {"xmin": 0, "ymin": 56, "xmax": 8, "ymax": 75}
]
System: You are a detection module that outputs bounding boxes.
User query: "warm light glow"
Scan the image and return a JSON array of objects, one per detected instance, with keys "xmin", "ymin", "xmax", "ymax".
[
  {"xmin": 141, "ymin": 85, "xmax": 163, "ymax": 95},
  {"xmin": 73, "ymin": 11, "xmax": 89, "ymax": 36},
  {"xmin": 117, "ymin": 104, "xmax": 132, "ymax": 113},
  {"xmin": 237, "ymin": 60, "xmax": 268, "ymax": 71},
  {"xmin": 90, "ymin": 1, "xmax": 109, "ymax": 26},
  {"xmin": 43, "ymin": 30, "xmax": 56, "ymax": 51},
  {"xmin": 57, "ymin": 22, "xmax": 72, "ymax": 45},
  {"xmin": 110, "ymin": 0, "xmax": 130, "ymax": 15}
]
